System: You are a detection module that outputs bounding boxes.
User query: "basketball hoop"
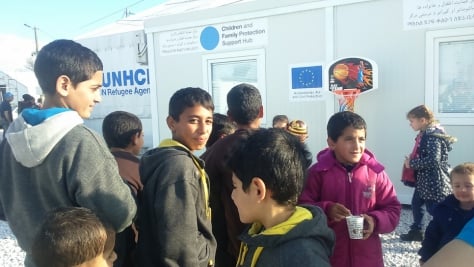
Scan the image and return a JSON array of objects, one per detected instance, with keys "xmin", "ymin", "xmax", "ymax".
[
  {"xmin": 327, "ymin": 57, "xmax": 378, "ymax": 112},
  {"xmin": 333, "ymin": 89, "xmax": 360, "ymax": 112}
]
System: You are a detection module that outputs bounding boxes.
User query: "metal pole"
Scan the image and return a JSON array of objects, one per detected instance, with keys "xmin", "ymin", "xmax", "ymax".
[
  {"xmin": 24, "ymin": 24, "xmax": 39, "ymax": 54},
  {"xmin": 33, "ymin": 27, "xmax": 38, "ymax": 54}
]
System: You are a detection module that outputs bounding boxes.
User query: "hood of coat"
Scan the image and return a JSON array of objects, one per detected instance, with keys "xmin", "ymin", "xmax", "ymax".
[
  {"xmin": 5, "ymin": 108, "xmax": 83, "ymax": 167},
  {"xmin": 238, "ymin": 205, "xmax": 334, "ymax": 261},
  {"xmin": 139, "ymin": 139, "xmax": 205, "ymax": 185},
  {"xmin": 314, "ymin": 147, "xmax": 385, "ymax": 174},
  {"xmin": 425, "ymin": 124, "xmax": 457, "ymax": 152}
]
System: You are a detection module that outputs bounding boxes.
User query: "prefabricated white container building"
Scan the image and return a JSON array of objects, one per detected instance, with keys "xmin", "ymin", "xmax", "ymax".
[
  {"xmin": 76, "ymin": 0, "xmax": 473, "ymax": 204},
  {"xmin": 142, "ymin": 0, "xmax": 474, "ymax": 204}
]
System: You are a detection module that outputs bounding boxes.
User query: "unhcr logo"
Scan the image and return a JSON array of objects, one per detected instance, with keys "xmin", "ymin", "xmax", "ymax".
[{"xmin": 103, "ymin": 68, "xmax": 150, "ymax": 87}]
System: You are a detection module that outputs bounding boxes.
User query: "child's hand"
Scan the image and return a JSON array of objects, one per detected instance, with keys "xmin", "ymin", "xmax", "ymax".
[
  {"xmin": 328, "ymin": 203, "xmax": 351, "ymax": 222},
  {"xmin": 362, "ymin": 214, "xmax": 374, "ymax": 239},
  {"xmin": 404, "ymin": 156, "xmax": 410, "ymax": 168}
]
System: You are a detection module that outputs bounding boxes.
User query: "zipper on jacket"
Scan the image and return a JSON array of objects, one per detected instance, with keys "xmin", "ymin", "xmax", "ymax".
[{"xmin": 348, "ymin": 172, "xmax": 353, "ymax": 183}]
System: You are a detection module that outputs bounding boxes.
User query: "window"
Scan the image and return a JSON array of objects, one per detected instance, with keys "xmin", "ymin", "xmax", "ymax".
[
  {"xmin": 202, "ymin": 49, "xmax": 266, "ymax": 125},
  {"xmin": 425, "ymin": 27, "xmax": 474, "ymax": 125}
]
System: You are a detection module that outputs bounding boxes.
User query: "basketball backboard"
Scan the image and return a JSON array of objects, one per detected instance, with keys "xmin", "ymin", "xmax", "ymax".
[{"xmin": 327, "ymin": 57, "xmax": 378, "ymax": 95}]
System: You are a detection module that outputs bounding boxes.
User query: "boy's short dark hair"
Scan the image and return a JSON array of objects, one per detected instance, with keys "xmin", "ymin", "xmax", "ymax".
[
  {"xmin": 34, "ymin": 39, "xmax": 103, "ymax": 95},
  {"xmin": 102, "ymin": 111, "xmax": 143, "ymax": 149},
  {"xmin": 228, "ymin": 128, "xmax": 312, "ymax": 206},
  {"xmin": 22, "ymin": 94, "xmax": 35, "ymax": 101},
  {"xmin": 31, "ymin": 207, "xmax": 115, "ymax": 267},
  {"xmin": 327, "ymin": 111, "xmax": 367, "ymax": 142},
  {"xmin": 450, "ymin": 162, "xmax": 474, "ymax": 181},
  {"xmin": 206, "ymin": 113, "xmax": 236, "ymax": 148},
  {"xmin": 227, "ymin": 83, "xmax": 262, "ymax": 125},
  {"xmin": 272, "ymin": 115, "xmax": 289, "ymax": 127},
  {"xmin": 169, "ymin": 87, "xmax": 214, "ymax": 121}
]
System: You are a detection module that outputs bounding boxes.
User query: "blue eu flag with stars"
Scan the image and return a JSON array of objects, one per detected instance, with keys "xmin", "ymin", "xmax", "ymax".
[{"xmin": 291, "ymin": 66, "xmax": 322, "ymax": 89}]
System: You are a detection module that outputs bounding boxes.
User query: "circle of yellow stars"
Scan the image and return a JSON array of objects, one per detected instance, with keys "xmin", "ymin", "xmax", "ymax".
[{"xmin": 298, "ymin": 68, "xmax": 315, "ymax": 87}]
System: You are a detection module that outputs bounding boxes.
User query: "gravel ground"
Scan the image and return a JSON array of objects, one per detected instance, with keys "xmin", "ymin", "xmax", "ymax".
[
  {"xmin": 0, "ymin": 206, "xmax": 428, "ymax": 267},
  {"xmin": 0, "ymin": 221, "xmax": 26, "ymax": 267},
  {"xmin": 382, "ymin": 206, "xmax": 427, "ymax": 267}
]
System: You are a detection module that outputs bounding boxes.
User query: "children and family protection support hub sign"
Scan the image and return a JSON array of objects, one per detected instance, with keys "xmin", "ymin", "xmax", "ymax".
[{"xmin": 159, "ymin": 18, "xmax": 268, "ymax": 56}]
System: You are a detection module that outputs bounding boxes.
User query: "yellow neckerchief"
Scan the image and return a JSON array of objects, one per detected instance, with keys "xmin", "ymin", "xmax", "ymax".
[
  {"xmin": 158, "ymin": 139, "xmax": 211, "ymax": 219},
  {"xmin": 236, "ymin": 206, "xmax": 313, "ymax": 267}
]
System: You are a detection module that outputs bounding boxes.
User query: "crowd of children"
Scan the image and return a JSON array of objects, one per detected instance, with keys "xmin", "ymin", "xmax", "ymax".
[{"xmin": 0, "ymin": 38, "xmax": 472, "ymax": 267}]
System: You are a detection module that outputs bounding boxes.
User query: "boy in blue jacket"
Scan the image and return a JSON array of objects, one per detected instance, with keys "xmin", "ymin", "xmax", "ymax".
[
  {"xmin": 228, "ymin": 128, "xmax": 334, "ymax": 267},
  {"xmin": 419, "ymin": 162, "xmax": 474, "ymax": 264},
  {"xmin": 424, "ymin": 215, "xmax": 474, "ymax": 267}
]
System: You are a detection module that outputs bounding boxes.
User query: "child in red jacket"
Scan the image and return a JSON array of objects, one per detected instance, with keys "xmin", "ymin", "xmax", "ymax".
[{"xmin": 299, "ymin": 111, "xmax": 401, "ymax": 267}]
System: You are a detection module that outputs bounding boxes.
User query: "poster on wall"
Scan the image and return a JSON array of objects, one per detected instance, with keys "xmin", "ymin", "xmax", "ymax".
[{"xmin": 288, "ymin": 63, "xmax": 325, "ymax": 102}]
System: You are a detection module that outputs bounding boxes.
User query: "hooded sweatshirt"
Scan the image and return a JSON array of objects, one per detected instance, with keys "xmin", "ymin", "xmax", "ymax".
[
  {"xmin": 136, "ymin": 139, "xmax": 216, "ymax": 267},
  {"xmin": 235, "ymin": 205, "xmax": 334, "ymax": 267},
  {"xmin": 0, "ymin": 108, "xmax": 137, "ymax": 266}
]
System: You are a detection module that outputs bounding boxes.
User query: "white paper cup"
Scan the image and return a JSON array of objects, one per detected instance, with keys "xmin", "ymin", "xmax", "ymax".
[{"xmin": 346, "ymin": 215, "xmax": 364, "ymax": 239}]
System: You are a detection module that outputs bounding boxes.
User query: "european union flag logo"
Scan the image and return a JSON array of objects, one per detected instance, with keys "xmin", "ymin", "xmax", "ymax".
[{"xmin": 291, "ymin": 66, "xmax": 322, "ymax": 89}]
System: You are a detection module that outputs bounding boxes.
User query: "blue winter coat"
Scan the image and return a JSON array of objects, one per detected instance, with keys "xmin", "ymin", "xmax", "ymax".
[{"xmin": 418, "ymin": 194, "xmax": 474, "ymax": 262}]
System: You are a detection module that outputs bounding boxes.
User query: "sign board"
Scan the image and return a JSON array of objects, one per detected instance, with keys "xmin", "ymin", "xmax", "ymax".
[
  {"xmin": 403, "ymin": 0, "xmax": 474, "ymax": 30},
  {"xmin": 288, "ymin": 63, "xmax": 325, "ymax": 102},
  {"xmin": 159, "ymin": 18, "xmax": 268, "ymax": 56}
]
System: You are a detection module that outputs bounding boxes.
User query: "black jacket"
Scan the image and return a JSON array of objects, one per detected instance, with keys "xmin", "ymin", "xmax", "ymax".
[{"xmin": 237, "ymin": 205, "xmax": 334, "ymax": 267}]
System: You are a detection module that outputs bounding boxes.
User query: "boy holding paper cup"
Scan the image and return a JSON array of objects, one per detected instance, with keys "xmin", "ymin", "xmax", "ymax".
[{"xmin": 299, "ymin": 111, "xmax": 401, "ymax": 267}]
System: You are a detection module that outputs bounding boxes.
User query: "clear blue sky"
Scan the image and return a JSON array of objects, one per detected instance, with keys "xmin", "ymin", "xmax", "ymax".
[{"xmin": 0, "ymin": 0, "xmax": 166, "ymax": 43}]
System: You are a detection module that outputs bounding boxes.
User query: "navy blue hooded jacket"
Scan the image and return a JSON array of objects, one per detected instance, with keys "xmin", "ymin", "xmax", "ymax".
[{"xmin": 419, "ymin": 194, "xmax": 474, "ymax": 262}]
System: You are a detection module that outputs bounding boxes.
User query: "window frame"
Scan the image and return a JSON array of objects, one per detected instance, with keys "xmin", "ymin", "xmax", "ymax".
[
  {"xmin": 425, "ymin": 27, "xmax": 474, "ymax": 125},
  {"xmin": 202, "ymin": 49, "xmax": 267, "ymax": 125}
]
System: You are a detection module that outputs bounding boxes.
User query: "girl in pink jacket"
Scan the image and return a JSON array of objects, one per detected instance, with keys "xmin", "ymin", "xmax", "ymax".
[{"xmin": 299, "ymin": 111, "xmax": 401, "ymax": 267}]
